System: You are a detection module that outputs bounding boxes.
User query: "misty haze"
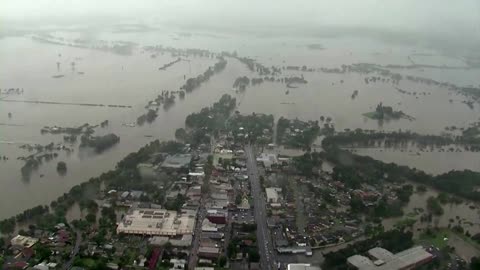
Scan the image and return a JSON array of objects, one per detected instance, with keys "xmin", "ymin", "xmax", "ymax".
[{"xmin": 1, "ymin": 1, "xmax": 480, "ymax": 270}]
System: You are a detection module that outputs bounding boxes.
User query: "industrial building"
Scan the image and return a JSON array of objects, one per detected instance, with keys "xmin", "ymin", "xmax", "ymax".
[
  {"xmin": 160, "ymin": 154, "xmax": 192, "ymax": 170},
  {"xmin": 117, "ymin": 208, "xmax": 196, "ymax": 236},
  {"xmin": 347, "ymin": 246, "xmax": 433, "ymax": 270}
]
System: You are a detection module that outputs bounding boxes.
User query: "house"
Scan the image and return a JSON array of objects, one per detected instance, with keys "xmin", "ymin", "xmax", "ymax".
[{"xmin": 10, "ymin": 235, "xmax": 38, "ymax": 248}]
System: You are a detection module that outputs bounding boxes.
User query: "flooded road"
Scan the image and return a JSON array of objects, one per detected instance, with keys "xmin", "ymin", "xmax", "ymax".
[{"xmin": 1, "ymin": 30, "xmax": 480, "ymax": 219}]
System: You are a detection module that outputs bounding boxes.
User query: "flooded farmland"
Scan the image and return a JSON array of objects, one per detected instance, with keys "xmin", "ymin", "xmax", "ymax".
[{"xmin": 1, "ymin": 29, "xmax": 480, "ymax": 219}]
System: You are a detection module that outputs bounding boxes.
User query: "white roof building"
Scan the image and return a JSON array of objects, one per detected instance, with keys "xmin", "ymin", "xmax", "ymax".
[
  {"xmin": 265, "ymin": 187, "xmax": 282, "ymax": 203},
  {"xmin": 117, "ymin": 208, "xmax": 196, "ymax": 236},
  {"xmin": 33, "ymin": 263, "xmax": 49, "ymax": 270},
  {"xmin": 169, "ymin": 258, "xmax": 186, "ymax": 269},
  {"xmin": 347, "ymin": 246, "xmax": 433, "ymax": 270},
  {"xmin": 287, "ymin": 264, "xmax": 321, "ymax": 270},
  {"xmin": 10, "ymin": 235, "xmax": 38, "ymax": 248},
  {"xmin": 257, "ymin": 153, "xmax": 278, "ymax": 169}
]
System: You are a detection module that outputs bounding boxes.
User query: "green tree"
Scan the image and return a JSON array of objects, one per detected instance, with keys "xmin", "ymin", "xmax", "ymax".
[
  {"xmin": 218, "ymin": 256, "xmax": 227, "ymax": 267},
  {"xmin": 34, "ymin": 244, "xmax": 52, "ymax": 260},
  {"xmin": 175, "ymin": 128, "xmax": 188, "ymax": 141},
  {"xmin": 235, "ymin": 194, "xmax": 242, "ymax": 205},
  {"xmin": 248, "ymin": 248, "xmax": 260, "ymax": 262},
  {"xmin": 0, "ymin": 218, "xmax": 15, "ymax": 235},
  {"xmin": 471, "ymin": 257, "xmax": 480, "ymax": 270},
  {"xmin": 427, "ymin": 197, "xmax": 444, "ymax": 216},
  {"xmin": 227, "ymin": 241, "xmax": 238, "ymax": 259},
  {"xmin": 85, "ymin": 213, "xmax": 97, "ymax": 224},
  {"xmin": 416, "ymin": 185, "xmax": 427, "ymax": 193},
  {"xmin": 396, "ymin": 185, "xmax": 413, "ymax": 204},
  {"xmin": 350, "ymin": 195, "xmax": 365, "ymax": 211},
  {"xmin": 93, "ymin": 229, "xmax": 106, "ymax": 245}
]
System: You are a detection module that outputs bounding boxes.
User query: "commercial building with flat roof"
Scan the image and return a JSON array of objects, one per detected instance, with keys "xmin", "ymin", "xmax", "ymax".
[
  {"xmin": 117, "ymin": 208, "xmax": 196, "ymax": 236},
  {"xmin": 161, "ymin": 154, "xmax": 192, "ymax": 170},
  {"xmin": 257, "ymin": 153, "xmax": 278, "ymax": 169},
  {"xmin": 10, "ymin": 235, "xmax": 38, "ymax": 248},
  {"xmin": 198, "ymin": 247, "xmax": 220, "ymax": 259},
  {"xmin": 347, "ymin": 246, "xmax": 433, "ymax": 270},
  {"xmin": 265, "ymin": 187, "xmax": 282, "ymax": 203},
  {"xmin": 287, "ymin": 264, "xmax": 321, "ymax": 270}
]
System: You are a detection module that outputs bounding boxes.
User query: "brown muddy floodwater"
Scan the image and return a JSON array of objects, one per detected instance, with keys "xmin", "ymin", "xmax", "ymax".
[
  {"xmin": 1, "ymin": 30, "xmax": 480, "ymax": 220},
  {"xmin": 383, "ymin": 184, "xmax": 480, "ymax": 261}
]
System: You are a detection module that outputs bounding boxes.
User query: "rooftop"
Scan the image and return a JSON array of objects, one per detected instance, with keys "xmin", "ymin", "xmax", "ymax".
[
  {"xmin": 117, "ymin": 208, "xmax": 196, "ymax": 236},
  {"xmin": 10, "ymin": 235, "xmax": 39, "ymax": 248},
  {"xmin": 161, "ymin": 154, "xmax": 192, "ymax": 169},
  {"xmin": 347, "ymin": 246, "xmax": 433, "ymax": 270},
  {"xmin": 368, "ymin": 247, "xmax": 395, "ymax": 262},
  {"xmin": 257, "ymin": 153, "xmax": 278, "ymax": 168},
  {"xmin": 287, "ymin": 264, "xmax": 322, "ymax": 270},
  {"xmin": 265, "ymin": 187, "xmax": 282, "ymax": 202}
]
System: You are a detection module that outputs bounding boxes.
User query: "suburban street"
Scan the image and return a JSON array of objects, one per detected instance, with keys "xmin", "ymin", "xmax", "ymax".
[
  {"xmin": 245, "ymin": 144, "xmax": 277, "ymax": 270},
  {"xmin": 63, "ymin": 230, "xmax": 81, "ymax": 270}
]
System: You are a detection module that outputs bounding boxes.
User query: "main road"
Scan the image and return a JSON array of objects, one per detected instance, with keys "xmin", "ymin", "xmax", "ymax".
[
  {"xmin": 188, "ymin": 196, "xmax": 207, "ymax": 270},
  {"xmin": 245, "ymin": 144, "xmax": 277, "ymax": 270}
]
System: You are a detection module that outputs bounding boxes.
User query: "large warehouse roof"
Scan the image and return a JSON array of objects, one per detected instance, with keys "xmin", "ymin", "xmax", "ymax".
[
  {"xmin": 347, "ymin": 246, "xmax": 433, "ymax": 270},
  {"xmin": 117, "ymin": 208, "xmax": 196, "ymax": 236}
]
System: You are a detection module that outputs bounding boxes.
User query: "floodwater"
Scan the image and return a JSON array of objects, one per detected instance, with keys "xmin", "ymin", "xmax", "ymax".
[
  {"xmin": 353, "ymin": 147, "xmax": 480, "ymax": 175},
  {"xmin": 383, "ymin": 186, "xmax": 480, "ymax": 235},
  {"xmin": 383, "ymin": 184, "xmax": 480, "ymax": 261},
  {"xmin": 1, "ymin": 28, "xmax": 480, "ymax": 219}
]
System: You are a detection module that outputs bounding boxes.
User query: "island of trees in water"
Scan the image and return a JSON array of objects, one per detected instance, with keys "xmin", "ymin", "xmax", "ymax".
[
  {"xmin": 232, "ymin": 75, "xmax": 306, "ymax": 91},
  {"xmin": 18, "ymin": 142, "xmax": 73, "ymax": 179},
  {"xmin": 363, "ymin": 103, "xmax": 415, "ymax": 121},
  {"xmin": 328, "ymin": 128, "xmax": 480, "ymax": 152},
  {"xmin": 320, "ymin": 62, "xmax": 480, "ymax": 103},
  {"xmin": 32, "ymin": 35, "xmax": 135, "ymax": 55},
  {"xmin": 80, "ymin": 133, "xmax": 120, "ymax": 153},
  {"xmin": 158, "ymin": 57, "xmax": 181, "ymax": 70},
  {"xmin": 181, "ymin": 58, "xmax": 227, "ymax": 92}
]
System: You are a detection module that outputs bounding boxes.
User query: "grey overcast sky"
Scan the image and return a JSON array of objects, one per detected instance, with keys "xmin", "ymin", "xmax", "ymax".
[{"xmin": 2, "ymin": 0, "xmax": 480, "ymax": 46}]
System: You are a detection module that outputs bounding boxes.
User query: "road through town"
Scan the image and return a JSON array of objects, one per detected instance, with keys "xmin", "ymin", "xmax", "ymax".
[{"xmin": 245, "ymin": 144, "xmax": 277, "ymax": 270}]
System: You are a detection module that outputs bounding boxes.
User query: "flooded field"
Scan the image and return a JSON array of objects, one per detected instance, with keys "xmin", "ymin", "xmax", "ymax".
[
  {"xmin": 383, "ymin": 184, "xmax": 480, "ymax": 261},
  {"xmin": 352, "ymin": 147, "xmax": 480, "ymax": 175},
  {"xmin": 383, "ymin": 186, "xmax": 480, "ymax": 235},
  {"xmin": 1, "ymin": 29, "xmax": 480, "ymax": 219}
]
